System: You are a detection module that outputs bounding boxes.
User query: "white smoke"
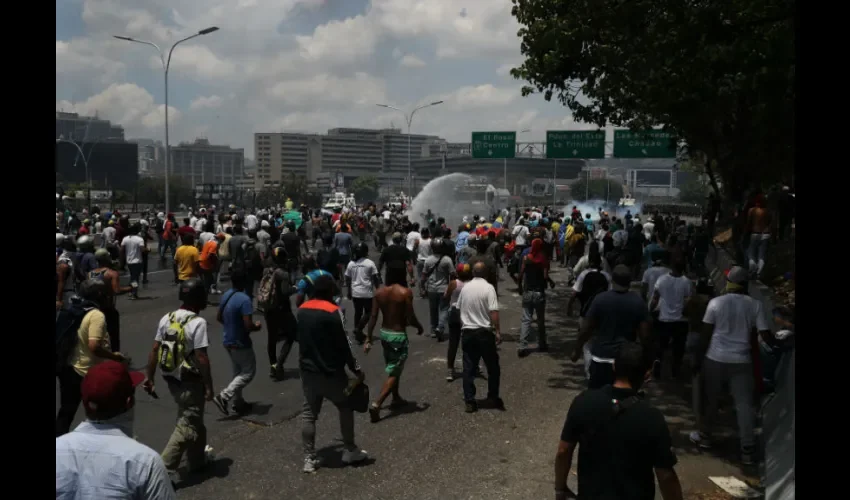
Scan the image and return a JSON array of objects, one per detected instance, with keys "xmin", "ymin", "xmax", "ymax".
[
  {"xmin": 561, "ymin": 199, "xmax": 644, "ymax": 222},
  {"xmin": 406, "ymin": 173, "xmax": 476, "ymax": 230}
]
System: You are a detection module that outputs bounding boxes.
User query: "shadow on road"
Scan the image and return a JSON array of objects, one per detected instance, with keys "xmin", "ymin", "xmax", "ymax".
[
  {"xmin": 176, "ymin": 457, "xmax": 233, "ymax": 490},
  {"xmin": 379, "ymin": 401, "xmax": 432, "ymax": 422},
  {"xmin": 315, "ymin": 444, "xmax": 377, "ymax": 470}
]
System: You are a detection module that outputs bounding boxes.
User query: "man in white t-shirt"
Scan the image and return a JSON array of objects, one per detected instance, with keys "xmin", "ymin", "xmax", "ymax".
[
  {"xmin": 345, "ymin": 243, "xmax": 380, "ymax": 343},
  {"xmin": 416, "ymin": 227, "xmax": 433, "ymax": 280},
  {"xmin": 406, "ymin": 223, "xmax": 422, "ymax": 263},
  {"xmin": 244, "ymin": 212, "xmax": 259, "ymax": 231},
  {"xmin": 689, "ymin": 266, "xmax": 769, "ymax": 466},
  {"xmin": 512, "ymin": 222, "xmax": 530, "ymax": 249},
  {"xmin": 650, "ymin": 259, "xmax": 693, "ymax": 379},
  {"xmin": 143, "ymin": 278, "xmax": 214, "ymax": 482},
  {"xmin": 120, "ymin": 224, "xmax": 147, "ymax": 298},
  {"xmin": 456, "ymin": 262, "xmax": 503, "ymax": 413}
]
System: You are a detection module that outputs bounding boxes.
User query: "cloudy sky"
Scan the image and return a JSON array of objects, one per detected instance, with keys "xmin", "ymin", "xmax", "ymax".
[{"xmin": 56, "ymin": 0, "xmax": 599, "ymax": 159}]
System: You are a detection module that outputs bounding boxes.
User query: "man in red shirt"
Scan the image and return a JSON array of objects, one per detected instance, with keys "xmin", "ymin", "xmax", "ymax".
[
  {"xmin": 177, "ymin": 217, "xmax": 196, "ymax": 241},
  {"xmin": 161, "ymin": 213, "xmax": 178, "ymax": 262}
]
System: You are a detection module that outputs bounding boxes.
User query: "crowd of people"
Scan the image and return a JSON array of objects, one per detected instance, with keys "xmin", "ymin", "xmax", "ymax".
[{"xmin": 55, "ymin": 197, "xmax": 794, "ymax": 500}]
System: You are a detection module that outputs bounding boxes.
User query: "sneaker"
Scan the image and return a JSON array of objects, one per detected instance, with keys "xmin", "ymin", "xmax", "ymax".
[
  {"xmin": 204, "ymin": 445, "xmax": 216, "ymax": 464},
  {"xmin": 446, "ymin": 369, "xmax": 455, "ymax": 382},
  {"xmin": 517, "ymin": 348, "xmax": 531, "ymax": 358},
  {"xmin": 341, "ymin": 448, "xmax": 368, "ymax": 465},
  {"xmin": 369, "ymin": 404, "xmax": 381, "ymax": 423},
  {"xmin": 689, "ymin": 431, "xmax": 711, "ymax": 449},
  {"xmin": 302, "ymin": 456, "xmax": 320, "ymax": 473},
  {"xmin": 465, "ymin": 401, "xmax": 478, "ymax": 413},
  {"xmin": 213, "ymin": 395, "xmax": 229, "ymax": 416},
  {"xmin": 741, "ymin": 447, "xmax": 756, "ymax": 465}
]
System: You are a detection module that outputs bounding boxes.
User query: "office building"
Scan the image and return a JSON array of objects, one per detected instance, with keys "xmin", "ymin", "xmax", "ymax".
[
  {"xmin": 55, "ymin": 141, "xmax": 138, "ymax": 192},
  {"xmin": 56, "ymin": 111, "xmax": 125, "ymax": 142},
  {"xmin": 131, "ymin": 138, "xmax": 165, "ymax": 177},
  {"xmin": 253, "ymin": 128, "xmax": 444, "ymax": 190},
  {"xmin": 170, "ymin": 138, "xmax": 245, "ymax": 188}
]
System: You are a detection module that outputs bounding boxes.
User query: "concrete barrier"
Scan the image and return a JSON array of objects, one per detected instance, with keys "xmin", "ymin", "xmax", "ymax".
[{"xmin": 709, "ymin": 248, "xmax": 795, "ymax": 500}]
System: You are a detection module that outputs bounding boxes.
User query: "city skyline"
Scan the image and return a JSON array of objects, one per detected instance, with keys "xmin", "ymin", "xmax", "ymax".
[{"xmin": 55, "ymin": 0, "xmax": 602, "ymax": 160}]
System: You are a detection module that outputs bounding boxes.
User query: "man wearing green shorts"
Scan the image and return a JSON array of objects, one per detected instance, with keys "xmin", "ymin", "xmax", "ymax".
[{"xmin": 365, "ymin": 267, "xmax": 424, "ymax": 423}]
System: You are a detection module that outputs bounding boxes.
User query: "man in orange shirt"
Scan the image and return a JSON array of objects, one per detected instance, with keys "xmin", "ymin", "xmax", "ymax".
[{"xmin": 200, "ymin": 233, "xmax": 224, "ymax": 294}]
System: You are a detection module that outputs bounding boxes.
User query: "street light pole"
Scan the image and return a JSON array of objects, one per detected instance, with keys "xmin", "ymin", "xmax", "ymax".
[
  {"xmin": 57, "ymin": 138, "xmax": 90, "ymax": 209},
  {"xmin": 511, "ymin": 129, "xmax": 531, "ymax": 193},
  {"xmin": 376, "ymin": 101, "xmax": 444, "ymax": 197},
  {"xmin": 114, "ymin": 26, "xmax": 220, "ymax": 215}
]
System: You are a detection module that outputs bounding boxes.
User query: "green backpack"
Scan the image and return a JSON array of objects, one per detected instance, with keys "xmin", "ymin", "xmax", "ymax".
[{"xmin": 158, "ymin": 312, "xmax": 198, "ymax": 374}]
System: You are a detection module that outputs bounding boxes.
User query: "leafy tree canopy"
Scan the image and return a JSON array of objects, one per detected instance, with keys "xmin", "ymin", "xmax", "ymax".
[
  {"xmin": 511, "ymin": 0, "xmax": 795, "ymax": 202},
  {"xmin": 350, "ymin": 175, "xmax": 380, "ymax": 203}
]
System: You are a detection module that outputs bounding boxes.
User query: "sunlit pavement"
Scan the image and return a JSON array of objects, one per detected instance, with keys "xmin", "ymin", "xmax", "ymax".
[{"xmin": 57, "ymin": 248, "xmax": 754, "ymax": 499}]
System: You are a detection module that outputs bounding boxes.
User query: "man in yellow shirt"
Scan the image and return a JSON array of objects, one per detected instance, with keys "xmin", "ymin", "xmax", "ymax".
[
  {"xmin": 174, "ymin": 234, "xmax": 200, "ymax": 285},
  {"xmin": 56, "ymin": 280, "xmax": 127, "ymax": 436}
]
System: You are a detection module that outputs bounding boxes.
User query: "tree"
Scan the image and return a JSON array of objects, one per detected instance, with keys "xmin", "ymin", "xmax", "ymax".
[
  {"xmin": 511, "ymin": 0, "xmax": 795, "ymax": 205},
  {"xmin": 350, "ymin": 175, "xmax": 380, "ymax": 203},
  {"xmin": 282, "ymin": 172, "xmax": 308, "ymax": 202},
  {"xmin": 678, "ymin": 179, "xmax": 710, "ymax": 205},
  {"xmin": 570, "ymin": 178, "xmax": 624, "ymax": 203},
  {"xmin": 135, "ymin": 176, "xmax": 194, "ymax": 208}
]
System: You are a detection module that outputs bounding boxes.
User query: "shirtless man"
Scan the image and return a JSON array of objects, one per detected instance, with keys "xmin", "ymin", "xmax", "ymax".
[
  {"xmin": 746, "ymin": 193, "xmax": 771, "ymax": 279},
  {"xmin": 364, "ymin": 266, "xmax": 424, "ymax": 423}
]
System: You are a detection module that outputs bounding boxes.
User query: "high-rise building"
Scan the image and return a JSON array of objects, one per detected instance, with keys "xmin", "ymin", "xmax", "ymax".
[
  {"xmin": 170, "ymin": 138, "xmax": 245, "ymax": 188},
  {"xmin": 253, "ymin": 128, "xmax": 444, "ymax": 190},
  {"xmin": 130, "ymin": 138, "xmax": 165, "ymax": 177},
  {"xmin": 56, "ymin": 111, "xmax": 125, "ymax": 142}
]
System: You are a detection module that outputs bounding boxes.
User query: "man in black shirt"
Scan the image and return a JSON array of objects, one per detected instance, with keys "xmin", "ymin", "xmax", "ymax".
[
  {"xmin": 281, "ymin": 222, "xmax": 302, "ymax": 279},
  {"xmin": 571, "ymin": 265, "xmax": 652, "ymax": 389},
  {"xmin": 556, "ymin": 343, "xmax": 683, "ymax": 500},
  {"xmin": 378, "ymin": 232, "xmax": 414, "ymax": 287}
]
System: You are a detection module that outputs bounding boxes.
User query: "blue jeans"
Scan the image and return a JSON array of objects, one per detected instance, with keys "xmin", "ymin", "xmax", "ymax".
[
  {"xmin": 748, "ymin": 233, "xmax": 770, "ymax": 277},
  {"xmin": 427, "ymin": 291, "xmax": 449, "ymax": 333},
  {"xmin": 519, "ymin": 290, "xmax": 546, "ymax": 350}
]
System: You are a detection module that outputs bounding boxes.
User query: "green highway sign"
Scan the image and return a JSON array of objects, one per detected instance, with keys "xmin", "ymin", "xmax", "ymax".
[
  {"xmin": 471, "ymin": 131, "xmax": 516, "ymax": 159},
  {"xmin": 546, "ymin": 130, "xmax": 606, "ymax": 159},
  {"xmin": 613, "ymin": 129, "xmax": 676, "ymax": 158}
]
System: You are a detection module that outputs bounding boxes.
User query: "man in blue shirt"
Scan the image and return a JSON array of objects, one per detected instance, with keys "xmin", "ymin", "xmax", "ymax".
[
  {"xmin": 56, "ymin": 361, "xmax": 176, "ymax": 499},
  {"xmin": 213, "ymin": 270, "xmax": 262, "ymax": 416},
  {"xmin": 643, "ymin": 233, "xmax": 663, "ymax": 269}
]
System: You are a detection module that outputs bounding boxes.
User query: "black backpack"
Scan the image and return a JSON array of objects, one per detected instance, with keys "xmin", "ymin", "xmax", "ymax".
[
  {"xmin": 244, "ymin": 241, "xmax": 263, "ymax": 277},
  {"xmin": 56, "ymin": 301, "xmax": 98, "ymax": 374},
  {"xmin": 579, "ymin": 270, "xmax": 610, "ymax": 316}
]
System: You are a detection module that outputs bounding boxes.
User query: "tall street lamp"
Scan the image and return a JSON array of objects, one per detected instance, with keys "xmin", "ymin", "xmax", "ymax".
[
  {"xmin": 56, "ymin": 138, "xmax": 91, "ymax": 209},
  {"xmin": 114, "ymin": 26, "xmax": 220, "ymax": 215},
  {"xmin": 376, "ymin": 101, "xmax": 444, "ymax": 197},
  {"xmin": 510, "ymin": 129, "xmax": 531, "ymax": 192}
]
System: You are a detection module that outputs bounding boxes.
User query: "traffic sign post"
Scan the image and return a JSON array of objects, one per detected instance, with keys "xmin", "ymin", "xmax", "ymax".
[
  {"xmin": 546, "ymin": 130, "xmax": 605, "ymax": 159},
  {"xmin": 471, "ymin": 132, "xmax": 516, "ymax": 159},
  {"xmin": 613, "ymin": 129, "xmax": 676, "ymax": 158}
]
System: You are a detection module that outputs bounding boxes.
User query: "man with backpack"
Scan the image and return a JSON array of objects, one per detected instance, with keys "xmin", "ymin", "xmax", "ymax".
[
  {"xmin": 571, "ymin": 265, "xmax": 652, "ymax": 389},
  {"xmin": 258, "ymin": 247, "xmax": 298, "ymax": 381},
  {"xmin": 143, "ymin": 278, "xmax": 215, "ymax": 482},
  {"xmin": 555, "ymin": 342, "xmax": 684, "ymax": 500},
  {"xmin": 56, "ymin": 279, "xmax": 127, "ymax": 436}
]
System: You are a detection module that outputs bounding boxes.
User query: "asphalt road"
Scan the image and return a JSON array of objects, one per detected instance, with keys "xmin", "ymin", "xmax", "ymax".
[{"xmin": 56, "ymin": 246, "xmax": 755, "ymax": 499}]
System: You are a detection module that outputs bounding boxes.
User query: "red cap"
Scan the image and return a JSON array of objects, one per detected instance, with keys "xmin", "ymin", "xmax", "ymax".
[{"xmin": 81, "ymin": 361, "xmax": 145, "ymax": 416}]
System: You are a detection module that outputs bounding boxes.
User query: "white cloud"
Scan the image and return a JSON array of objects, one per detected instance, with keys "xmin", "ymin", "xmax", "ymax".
[
  {"xmin": 399, "ymin": 55, "xmax": 426, "ymax": 68},
  {"xmin": 58, "ymin": 1, "xmax": 596, "ymax": 159},
  {"xmin": 56, "ymin": 83, "xmax": 181, "ymax": 136},
  {"xmin": 189, "ymin": 95, "xmax": 224, "ymax": 110},
  {"xmin": 296, "ymin": 15, "xmax": 378, "ymax": 64}
]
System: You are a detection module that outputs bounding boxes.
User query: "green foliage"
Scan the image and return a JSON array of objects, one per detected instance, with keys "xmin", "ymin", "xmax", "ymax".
[
  {"xmin": 350, "ymin": 175, "xmax": 380, "ymax": 203},
  {"xmin": 511, "ymin": 0, "xmax": 795, "ymax": 202},
  {"xmin": 135, "ymin": 176, "xmax": 194, "ymax": 207},
  {"xmin": 570, "ymin": 178, "xmax": 624, "ymax": 202},
  {"xmin": 678, "ymin": 179, "xmax": 710, "ymax": 205}
]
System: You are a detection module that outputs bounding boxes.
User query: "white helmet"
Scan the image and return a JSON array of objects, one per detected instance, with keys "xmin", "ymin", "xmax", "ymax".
[
  {"xmin": 157, "ymin": 212, "xmax": 165, "ymax": 219},
  {"xmin": 55, "ymin": 233, "xmax": 65, "ymax": 247}
]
